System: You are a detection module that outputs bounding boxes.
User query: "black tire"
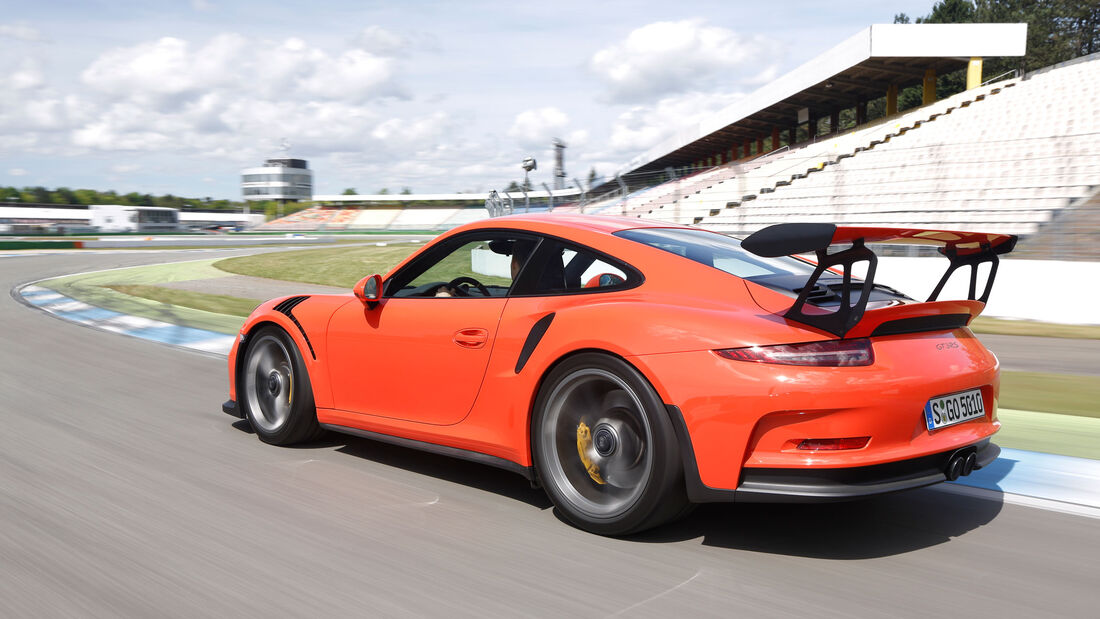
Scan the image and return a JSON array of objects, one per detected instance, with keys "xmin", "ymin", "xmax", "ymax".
[
  {"xmin": 532, "ymin": 352, "xmax": 690, "ymax": 536},
  {"xmin": 240, "ymin": 326, "xmax": 323, "ymax": 445}
]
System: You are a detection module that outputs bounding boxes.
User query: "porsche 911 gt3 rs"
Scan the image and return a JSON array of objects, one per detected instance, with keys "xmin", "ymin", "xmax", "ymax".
[{"xmin": 223, "ymin": 215, "xmax": 1014, "ymax": 535}]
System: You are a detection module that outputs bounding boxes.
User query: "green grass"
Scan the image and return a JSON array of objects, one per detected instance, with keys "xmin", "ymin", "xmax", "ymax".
[
  {"xmin": 36, "ymin": 259, "xmax": 247, "ymax": 334},
  {"xmin": 994, "ymin": 408, "xmax": 1100, "ymax": 460},
  {"xmin": 970, "ymin": 316, "xmax": 1100, "ymax": 340},
  {"xmin": 105, "ymin": 284, "xmax": 262, "ymax": 317},
  {"xmin": 215, "ymin": 243, "xmax": 421, "ymax": 287},
  {"xmin": 1000, "ymin": 371, "xmax": 1100, "ymax": 418}
]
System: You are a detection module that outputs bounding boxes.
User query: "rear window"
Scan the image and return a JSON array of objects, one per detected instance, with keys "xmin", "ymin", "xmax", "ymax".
[{"xmin": 614, "ymin": 228, "xmax": 815, "ymax": 279}]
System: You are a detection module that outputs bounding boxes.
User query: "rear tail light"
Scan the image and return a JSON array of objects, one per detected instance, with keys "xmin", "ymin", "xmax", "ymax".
[
  {"xmin": 797, "ymin": 437, "xmax": 870, "ymax": 451},
  {"xmin": 714, "ymin": 338, "xmax": 874, "ymax": 367}
]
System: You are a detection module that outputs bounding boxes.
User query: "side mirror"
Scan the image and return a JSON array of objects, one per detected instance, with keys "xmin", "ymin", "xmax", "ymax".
[{"xmin": 354, "ymin": 274, "xmax": 383, "ymax": 306}]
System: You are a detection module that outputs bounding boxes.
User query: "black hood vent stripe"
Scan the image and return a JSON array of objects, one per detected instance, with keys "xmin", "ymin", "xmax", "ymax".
[{"xmin": 274, "ymin": 296, "xmax": 316, "ymax": 359}]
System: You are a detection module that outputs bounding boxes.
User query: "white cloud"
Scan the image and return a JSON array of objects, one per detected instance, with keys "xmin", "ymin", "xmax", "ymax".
[
  {"xmin": 298, "ymin": 48, "xmax": 400, "ymax": 100},
  {"xmin": 564, "ymin": 129, "xmax": 589, "ymax": 148},
  {"xmin": 27, "ymin": 30, "xmax": 426, "ymax": 165},
  {"xmin": 590, "ymin": 19, "xmax": 780, "ymax": 102},
  {"xmin": 370, "ymin": 112, "xmax": 450, "ymax": 146},
  {"xmin": 354, "ymin": 26, "xmax": 410, "ymax": 56},
  {"xmin": 508, "ymin": 107, "xmax": 569, "ymax": 149},
  {"xmin": 8, "ymin": 168, "xmax": 28, "ymax": 176},
  {"xmin": 82, "ymin": 37, "xmax": 226, "ymax": 106},
  {"xmin": 10, "ymin": 60, "xmax": 44, "ymax": 90},
  {"xmin": 607, "ymin": 91, "xmax": 745, "ymax": 154},
  {"xmin": 0, "ymin": 23, "xmax": 42, "ymax": 42},
  {"xmin": 80, "ymin": 33, "xmax": 402, "ymax": 108}
]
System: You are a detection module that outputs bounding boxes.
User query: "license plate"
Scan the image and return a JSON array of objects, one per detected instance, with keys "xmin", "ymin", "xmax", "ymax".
[{"xmin": 924, "ymin": 388, "xmax": 986, "ymax": 431}]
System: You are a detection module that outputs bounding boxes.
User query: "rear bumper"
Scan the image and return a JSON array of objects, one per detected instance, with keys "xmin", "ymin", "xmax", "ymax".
[
  {"xmin": 733, "ymin": 439, "xmax": 999, "ymax": 502},
  {"xmin": 222, "ymin": 399, "xmax": 242, "ymax": 419}
]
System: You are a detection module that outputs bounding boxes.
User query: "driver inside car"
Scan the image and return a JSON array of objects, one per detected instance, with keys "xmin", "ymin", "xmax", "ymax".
[{"xmin": 434, "ymin": 238, "xmax": 536, "ymax": 297}]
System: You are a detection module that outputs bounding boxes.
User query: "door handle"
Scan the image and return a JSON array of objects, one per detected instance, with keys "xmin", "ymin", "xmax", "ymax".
[{"xmin": 453, "ymin": 328, "xmax": 489, "ymax": 349}]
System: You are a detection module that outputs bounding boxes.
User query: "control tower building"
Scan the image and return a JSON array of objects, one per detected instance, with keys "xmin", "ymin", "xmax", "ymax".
[{"xmin": 241, "ymin": 158, "xmax": 313, "ymax": 202}]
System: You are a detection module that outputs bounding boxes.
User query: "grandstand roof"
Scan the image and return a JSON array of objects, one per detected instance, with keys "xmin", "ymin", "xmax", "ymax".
[{"xmin": 616, "ymin": 23, "xmax": 1028, "ymax": 176}]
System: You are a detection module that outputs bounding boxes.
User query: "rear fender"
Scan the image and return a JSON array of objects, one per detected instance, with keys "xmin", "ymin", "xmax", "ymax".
[{"xmin": 524, "ymin": 347, "xmax": 700, "ymax": 493}]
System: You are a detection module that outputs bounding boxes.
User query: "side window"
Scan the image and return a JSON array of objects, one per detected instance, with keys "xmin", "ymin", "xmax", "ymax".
[
  {"xmin": 388, "ymin": 235, "xmax": 537, "ymax": 298},
  {"xmin": 520, "ymin": 240, "xmax": 635, "ymax": 295}
]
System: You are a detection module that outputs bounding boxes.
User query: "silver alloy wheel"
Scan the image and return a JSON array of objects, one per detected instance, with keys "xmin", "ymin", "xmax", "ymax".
[
  {"xmin": 539, "ymin": 368, "xmax": 654, "ymax": 519},
  {"xmin": 244, "ymin": 334, "xmax": 295, "ymax": 433}
]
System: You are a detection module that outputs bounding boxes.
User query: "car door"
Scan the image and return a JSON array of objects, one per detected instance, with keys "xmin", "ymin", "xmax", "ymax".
[{"xmin": 326, "ymin": 232, "xmax": 536, "ymax": 425}]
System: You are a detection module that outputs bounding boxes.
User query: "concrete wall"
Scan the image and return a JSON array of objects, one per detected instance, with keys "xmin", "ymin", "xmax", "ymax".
[{"xmin": 856, "ymin": 257, "xmax": 1099, "ymax": 325}]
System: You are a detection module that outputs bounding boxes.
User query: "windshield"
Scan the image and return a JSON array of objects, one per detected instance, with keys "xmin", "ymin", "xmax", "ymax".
[{"xmin": 614, "ymin": 228, "xmax": 816, "ymax": 279}]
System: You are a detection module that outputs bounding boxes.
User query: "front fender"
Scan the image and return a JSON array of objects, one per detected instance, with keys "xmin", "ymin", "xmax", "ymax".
[{"xmin": 231, "ymin": 294, "xmax": 355, "ymax": 410}]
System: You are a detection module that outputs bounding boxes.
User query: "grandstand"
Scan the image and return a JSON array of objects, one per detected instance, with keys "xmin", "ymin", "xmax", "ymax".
[
  {"xmin": 257, "ymin": 187, "xmax": 583, "ymax": 231},
  {"xmin": 254, "ymin": 204, "xmax": 482, "ymax": 232},
  {"xmin": 638, "ymin": 52, "xmax": 1099, "ymax": 249}
]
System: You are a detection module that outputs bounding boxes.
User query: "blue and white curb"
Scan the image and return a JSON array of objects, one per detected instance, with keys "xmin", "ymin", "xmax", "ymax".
[
  {"xmin": 18, "ymin": 285, "xmax": 235, "ymax": 355},
  {"xmin": 944, "ymin": 448, "xmax": 1100, "ymax": 518}
]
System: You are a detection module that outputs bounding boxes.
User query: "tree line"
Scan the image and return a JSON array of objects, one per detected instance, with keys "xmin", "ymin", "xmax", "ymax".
[
  {"xmin": 0, "ymin": 185, "xmax": 249, "ymax": 211},
  {"xmin": 878, "ymin": 0, "xmax": 1097, "ymax": 128},
  {"xmin": 896, "ymin": 0, "xmax": 1098, "ymax": 74}
]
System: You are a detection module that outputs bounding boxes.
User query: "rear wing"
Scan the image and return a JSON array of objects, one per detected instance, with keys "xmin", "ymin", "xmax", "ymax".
[{"xmin": 741, "ymin": 223, "xmax": 1017, "ymax": 337}]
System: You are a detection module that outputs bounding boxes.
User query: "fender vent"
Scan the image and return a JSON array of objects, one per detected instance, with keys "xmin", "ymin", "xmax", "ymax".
[{"xmin": 273, "ymin": 296, "xmax": 316, "ymax": 359}]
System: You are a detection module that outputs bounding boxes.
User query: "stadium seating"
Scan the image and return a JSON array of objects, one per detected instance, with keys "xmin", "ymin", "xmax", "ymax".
[
  {"xmin": 325, "ymin": 208, "xmax": 359, "ymax": 230},
  {"xmin": 649, "ymin": 52, "xmax": 1099, "ymax": 237},
  {"xmin": 255, "ymin": 206, "xmax": 365, "ymax": 231},
  {"xmin": 388, "ymin": 208, "xmax": 461, "ymax": 229},
  {"xmin": 255, "ymin": 206, "xmax": 331, "ymax": 230},
  {"xmin": 349, "ymin": 208, "xmax": 403, "ymax": 229},
  {"xmin": 441, "ymin": 208, "xmax": 491, "ymax": 227}
]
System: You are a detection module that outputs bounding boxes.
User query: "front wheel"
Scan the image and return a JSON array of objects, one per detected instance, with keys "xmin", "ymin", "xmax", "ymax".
[
  {"xmin": 241, "ymin": 326, "xmax": 323, "ymax": 445},
  {"xmin": 533, "ymin": 353, "xmax": 689, "ymax": 536}
]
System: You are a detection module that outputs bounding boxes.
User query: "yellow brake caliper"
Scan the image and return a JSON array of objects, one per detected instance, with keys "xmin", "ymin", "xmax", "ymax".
[{"xmin": 576, "ymin": 421, "xmax": 605, "ymax": 485}]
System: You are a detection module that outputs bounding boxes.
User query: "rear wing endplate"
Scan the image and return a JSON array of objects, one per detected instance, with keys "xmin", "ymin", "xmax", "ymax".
[{"xmin": 741, "ymin": 223, "xmax": 1017, "ymax": 337}]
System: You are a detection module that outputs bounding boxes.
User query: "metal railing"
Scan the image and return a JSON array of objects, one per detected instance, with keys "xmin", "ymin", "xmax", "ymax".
[{"xmin": 982, "ymin": 69, "xmax": 1019, "ymax": 87}]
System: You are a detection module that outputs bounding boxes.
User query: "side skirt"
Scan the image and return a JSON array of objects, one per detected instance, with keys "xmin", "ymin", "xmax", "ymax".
[{"xmin": 319, "ymin": 423, "xmax": 534, "ymax": 481}]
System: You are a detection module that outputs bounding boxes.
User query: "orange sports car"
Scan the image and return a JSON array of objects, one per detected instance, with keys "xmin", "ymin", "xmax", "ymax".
[{"xmin": 222, "ymin": 214, "xmax": 1015, "ymax": 535}]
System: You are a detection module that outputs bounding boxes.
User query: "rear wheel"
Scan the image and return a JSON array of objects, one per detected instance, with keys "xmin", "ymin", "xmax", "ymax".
[
  {"xmin": 241, "ymin": 326, "xmax": 323, "ymax": 445},
  {"xmin": 533, "ymin": 353, "xmax": 689, "ymax": 536}
]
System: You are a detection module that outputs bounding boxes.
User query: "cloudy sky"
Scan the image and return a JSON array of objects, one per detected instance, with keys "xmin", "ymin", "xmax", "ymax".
[{"xmin": 2, "ymin": 0, "xmax": 934, "ymax": 199}]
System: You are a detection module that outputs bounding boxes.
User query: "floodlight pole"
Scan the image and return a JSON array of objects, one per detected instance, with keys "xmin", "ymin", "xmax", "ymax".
[
  {"xmin": 573, "ymin": 177, "xmax": 586, "ymax": 211},
  {"xmin": 521, "ymin": 157, "xmax": 537, "ymax": 213},
  {"xmin": 541, "ymin": 182, "xmax": 554, "ymax": 211},
  {"xmin": 615, "ymin": 174, "xmax": 629, "ymax": 216},
  {"xmin": 523, "ymin": 172, "xmax": 530, "ymax": 212}
]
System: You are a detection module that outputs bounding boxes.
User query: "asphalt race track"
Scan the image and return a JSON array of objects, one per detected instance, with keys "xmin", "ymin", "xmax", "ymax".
[{"xmin": 2, "ymin": 251, "xmax": 1097, "ymax": 618}]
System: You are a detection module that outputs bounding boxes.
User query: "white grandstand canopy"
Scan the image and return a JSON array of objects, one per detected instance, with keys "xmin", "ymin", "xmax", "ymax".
[{"xmin": 616, "ymin": 23, "xmax": 1028, "ymax": 177}]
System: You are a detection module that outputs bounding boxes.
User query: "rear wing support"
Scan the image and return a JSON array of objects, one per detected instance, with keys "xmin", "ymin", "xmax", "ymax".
[
  {"xmin": 927, "ymin": 243, "xmax": 1001, "ymax": 303},
  {"xmin": 742, "ymin": 223, "xmax": 1017, "ymax": 337},
  {"xmin": 786, "ymin": 239, "xmax": 878, "ymax": 337}
]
